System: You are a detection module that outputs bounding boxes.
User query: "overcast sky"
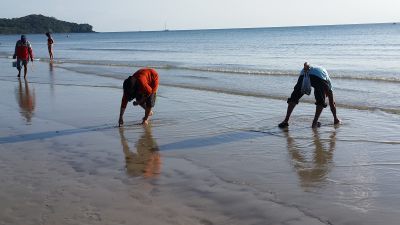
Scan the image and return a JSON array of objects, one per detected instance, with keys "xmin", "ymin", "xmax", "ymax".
[{"xmin": 2, "ymin": 0, "xmax": 399, "ymax": 32}]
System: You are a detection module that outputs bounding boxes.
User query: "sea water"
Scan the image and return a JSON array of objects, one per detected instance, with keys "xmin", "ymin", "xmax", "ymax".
[
  {"xmin": 1, "ymin": 23, "xmax": 400, "ymax": 225},
  {"xmin": 0, "ymin": 23, "xmax": 399, "ymax": 114}
]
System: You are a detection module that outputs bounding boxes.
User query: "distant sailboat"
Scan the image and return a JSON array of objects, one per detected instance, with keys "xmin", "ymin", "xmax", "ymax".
[{"xmin": 163, "ymin": 22, "xmax": 169, "ymax": 32}]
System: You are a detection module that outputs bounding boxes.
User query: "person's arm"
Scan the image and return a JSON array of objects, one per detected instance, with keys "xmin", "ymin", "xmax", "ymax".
[
  {"xmin": 119, "ymin": 94, "xmax": 128, "ymax": 126},
  {"xmin": 137, "ymin": 76, "xmax": 153, "ymax": 95},
  {"xmin": 13, "ymin": 42, "xmax": 18, "ymax": 59},
  {"xmin": 28, "ymin": 43, "xmax": 34, "ymax": 61},
  {"xmin": 151, "ymin": 72, "xmax": 159, "ymax": 92}
]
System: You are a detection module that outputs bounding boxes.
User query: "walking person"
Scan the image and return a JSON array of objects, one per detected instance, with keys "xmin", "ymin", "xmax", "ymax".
[
  {"xmin": 279, "ymin": 62, "xmax": 340, "ymax": 128},
  {"xmin": 13, "ymin": 35, "xmax": 34, "ymax": 78},
  {"xmin": 119, "ymin": 68, "xmax": 159, "ymax": 126}
]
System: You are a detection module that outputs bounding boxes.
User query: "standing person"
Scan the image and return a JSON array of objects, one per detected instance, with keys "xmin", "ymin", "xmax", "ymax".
[
  {"xmin": 119, "ymin": 68, "xmax": 159, "ymax": 126},
  {"xmin": 45, "ymin": 32, "xmax": 54, "ymax": 60},
  {"xmin": 13, "ymin": 35, "xmax": 34, "ymax": 78},
  {"xmin": 279, "ymin": 62, "xmax": 340, "ymax": 128}
]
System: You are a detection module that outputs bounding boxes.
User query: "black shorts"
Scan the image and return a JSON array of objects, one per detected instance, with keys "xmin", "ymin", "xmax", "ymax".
[
  {"xmin": 138, "ymin": 93, "xmax": 157, "ymax": 108},
  {"xmin": 287, "ymin": 75, "xmax": 330, "ymax": 108}
]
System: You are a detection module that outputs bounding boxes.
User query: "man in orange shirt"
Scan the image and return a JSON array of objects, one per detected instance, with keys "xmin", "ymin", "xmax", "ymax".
[{"xmin": 119, "ymin": 68, "xmax": 159, "ymax": 126}]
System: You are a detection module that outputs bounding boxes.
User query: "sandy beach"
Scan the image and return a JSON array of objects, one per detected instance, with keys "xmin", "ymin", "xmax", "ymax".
[{"xmin": 1, "ymin": 58, "xmax": 400, "ymax": 225}]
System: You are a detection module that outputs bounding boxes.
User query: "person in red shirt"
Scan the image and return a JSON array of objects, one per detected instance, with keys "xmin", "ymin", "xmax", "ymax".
[
  {"xmin": 13, "ymin": 35, "xmax": 34, "ymax": 78},
  {"xmin": 119, "ymin": 68, "xmax": 159, "ymax": 126},
  {"xmin": 46, "ymin": 32, "xmax": 54, "ymax": 60}
]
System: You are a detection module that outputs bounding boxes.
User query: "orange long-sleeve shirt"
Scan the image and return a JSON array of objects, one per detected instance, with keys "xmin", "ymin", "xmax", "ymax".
[{"xmin": 121, "ymin": 68, "xmax": 159, "ymax": 108}]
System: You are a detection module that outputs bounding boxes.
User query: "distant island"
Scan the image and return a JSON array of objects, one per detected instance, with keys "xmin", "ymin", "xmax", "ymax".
[{"xmin": 0, "ymin": 14, "xmax": 94, "ymax": 34}]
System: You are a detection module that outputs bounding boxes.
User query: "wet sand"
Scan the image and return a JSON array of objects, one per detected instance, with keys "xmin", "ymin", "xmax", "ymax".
[{"xmin": 0, "ymin": 59, "xmax": 400, "ymax": 225}]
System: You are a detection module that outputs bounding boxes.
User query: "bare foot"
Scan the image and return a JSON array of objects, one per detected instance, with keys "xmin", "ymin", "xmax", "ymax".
[
  {"xmin": 312, "ymin": 121, "xmax": 321, "ymax": 128},
  {"xmin": 141, "ymin": 120, "xmax": 149, "ymax": 126},
  {"xmin": 334, "ymin": 118, "xmax": 341, "ymax": 125},
  {"xmin": 149, "ymin": 111, "xmax": 153, "ymax": 117}
]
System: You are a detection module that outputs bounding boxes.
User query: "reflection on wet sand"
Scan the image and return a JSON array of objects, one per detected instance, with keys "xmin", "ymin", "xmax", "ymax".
[
  {"xmin": 119, "ymin": 126, "xmax": 161, "ymax": 178},
  {"xmin": 49, "ymin": 62, "xmax": 55, "ymax": 96},
  {"xmin": 285, "ymin": 129, "xmax": 336, "ymax": 188},
  {"xmin": 15, "ymin": 79, "xmax": 36, "ymax": 123}
]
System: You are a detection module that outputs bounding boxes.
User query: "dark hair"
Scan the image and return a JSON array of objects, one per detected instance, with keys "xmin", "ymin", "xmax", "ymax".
[
  {"xmin": 123, "ymin": 77, "xmax": 136, "ymax": 101},
  {"xmin": 46, "ymin": 32, "xmax": 51, "ymax": 37}
]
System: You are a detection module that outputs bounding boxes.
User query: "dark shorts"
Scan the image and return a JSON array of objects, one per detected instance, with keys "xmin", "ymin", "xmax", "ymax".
[
  {"xmin": 138, "ymin": 93, "xmax": 157, "ymax": 108},
  {"xmin": 287, "ymin": 75, "xmax": 331, "ymax": 108},
  {"xmin": 16, "ymin": 58, "xmax": 28, "ymax": 70}
]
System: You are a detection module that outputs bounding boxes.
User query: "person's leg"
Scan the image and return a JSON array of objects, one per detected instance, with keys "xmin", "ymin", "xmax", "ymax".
[
  {"xmin": 16, "ymin": 59, "xmax": 21, "ymax": 77},
  {"xmin": 326, "ymin": 90, "xmax": 340, "ymax": 124},
  {"xmin": 279, "ymin": 76, "xmax": 303, "ymax": 127},
  {"xmin": 282, "ymin": 102, "xmax": 297, "ymax": 124},
  {"xmin": 48, "ymin": 46, "xmax": 53, "ymax": 60},
  {"xmin": 141, "ymin": 93, "xmax": 156, "ymax": 125},
  {"xmin": 139, "ymin": 103, "xmax": 153, "ymax": 117},
  {"xmin": 23, "ymin": 61, "xmax": 28, "ymax": 78},
  {"xmin": 311, "ymin": 76, "xmax": 328, "ymax": 128},
  {"xmin": 312, "ymin": 105, "xmax": 324, "ymax": 128}
]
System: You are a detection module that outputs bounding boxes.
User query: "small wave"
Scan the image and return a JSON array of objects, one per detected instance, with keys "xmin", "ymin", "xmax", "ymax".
[
  {"xmin": 158, "ymin": 83, "xmax": 400, "ymax": 115},
  {"xmin": 282, "ymin": 43, "xmax": 400, "ymax": 47},
  {"xmin": 2, "ymin": 53, "xmax": 399, "ymax": 84},
  {"xmin": 48, "ymin": 59, "xmax": 400, "ymax": 83},
  {"xmin": 70, "ymin": 47, "xmax": 184, "ymax": 53},
  {"xmin": 52, "ymin": 64, "xmax": 400, "ymax": 116},
  {"xmin": 333, "ymin": 74, "xmax": 400, "ymax": 83}
]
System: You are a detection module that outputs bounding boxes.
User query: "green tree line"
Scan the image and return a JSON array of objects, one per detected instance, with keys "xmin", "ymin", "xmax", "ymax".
[{"xmin": 0, "ymin": 14, "xmax": 94, "ymax": 34}]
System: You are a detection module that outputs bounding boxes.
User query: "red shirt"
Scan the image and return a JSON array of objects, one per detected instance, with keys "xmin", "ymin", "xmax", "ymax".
[
  {"xmin": 15, "ymin": 40, "xmax": 34, "ymax": 60},
  {"xmin": 121, "ymin": 68, "xmax": 159, "ymax": 108}
]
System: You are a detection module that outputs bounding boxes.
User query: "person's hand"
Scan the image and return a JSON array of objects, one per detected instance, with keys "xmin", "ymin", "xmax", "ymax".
[
  {"xmin": 118, "ymin": 117, "xmax": 124, "ymax": 127},
  {"xmin": 31, "ymin": 58, "xmax": 34, "ymax": 62}
]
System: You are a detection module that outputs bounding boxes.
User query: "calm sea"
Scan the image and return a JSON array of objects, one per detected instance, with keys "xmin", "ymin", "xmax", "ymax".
[{"xmin": 1, "ymin": 23, "xmax": 399, "ymax": 114}]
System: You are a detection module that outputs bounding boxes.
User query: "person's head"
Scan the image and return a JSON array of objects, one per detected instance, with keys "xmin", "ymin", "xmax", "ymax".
[
  {"xmin": 21, "ymin": 35, "xmax": 26, "ymax": 42},
  {"xmin": 45, "ymin": 32, "xmax": 51, "ymax": 37},
  {"xmin": 123, "ymin": 76, "xmax": 138, "ymax": 101},
  {"xmin": 304, "ymin": 62, "xmax": 310, "ymax": 71}
]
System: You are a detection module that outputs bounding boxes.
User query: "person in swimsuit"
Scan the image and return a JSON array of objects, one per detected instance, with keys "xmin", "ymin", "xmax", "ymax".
[{"xmin": 46, "ymin": 32, "xmax": 54, "ymax": 60}]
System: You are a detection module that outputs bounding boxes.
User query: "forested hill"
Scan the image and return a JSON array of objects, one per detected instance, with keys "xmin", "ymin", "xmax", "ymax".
[{"xmin": 0, "ymin": 14, "xmax": 94, "ymax": 34}]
